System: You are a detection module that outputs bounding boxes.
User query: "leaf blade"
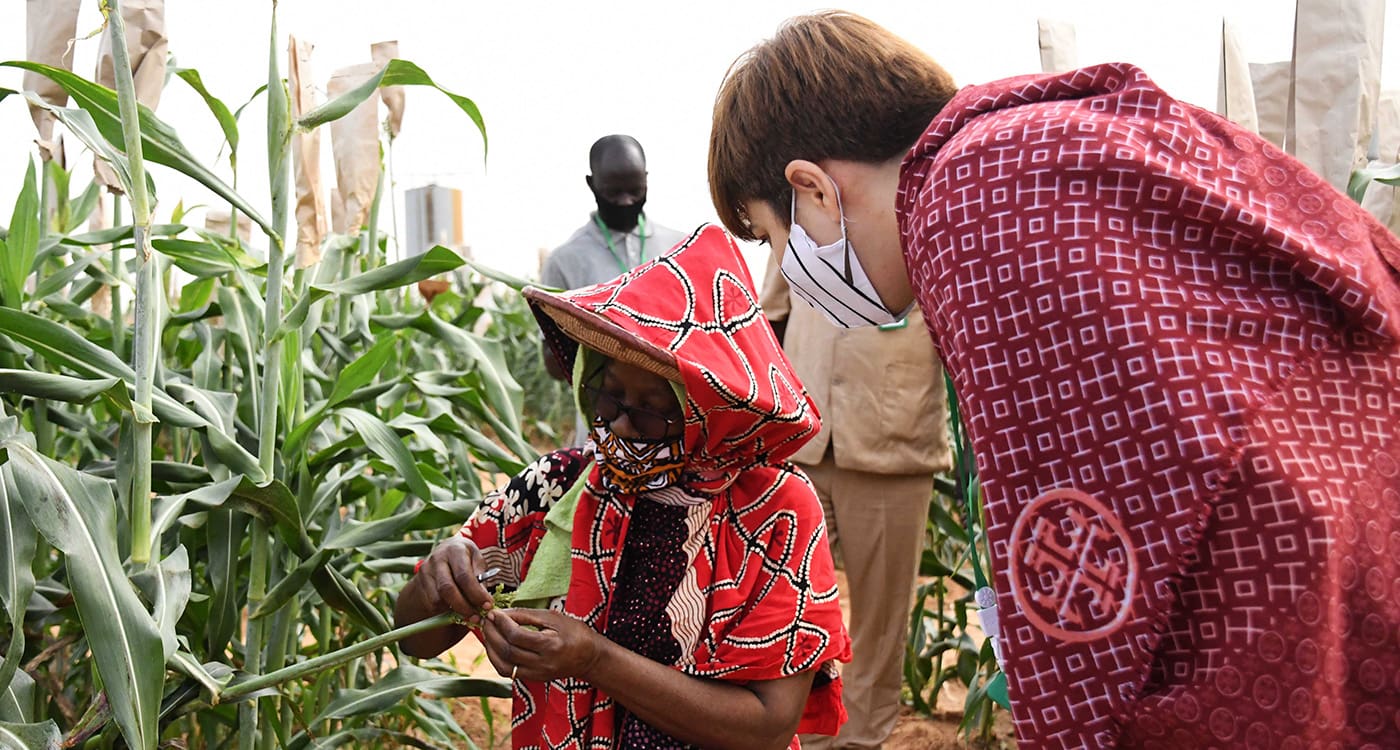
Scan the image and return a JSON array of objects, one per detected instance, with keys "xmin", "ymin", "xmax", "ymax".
[
  {"xmin": 3, "ymin": 441, "xmax": 164, "ymax": 750},
  {"xmin": 2, "ymin": 160, "xmax": 38, "ymax": 309}
]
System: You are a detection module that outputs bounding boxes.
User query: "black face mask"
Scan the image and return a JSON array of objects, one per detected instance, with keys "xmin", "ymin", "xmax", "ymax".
[{"xmin": 595, "ymin": 194, "xmax": 646, "ymax": 232}]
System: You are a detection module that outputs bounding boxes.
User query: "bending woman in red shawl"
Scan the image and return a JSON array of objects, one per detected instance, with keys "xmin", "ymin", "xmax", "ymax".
[
  {"xmin": 394, "ymin": 225, "xmax": 851, "ymax": 750},
  {"xmin": 709, "ymin": 11, "xmax": 1400, "ymax": 750}
]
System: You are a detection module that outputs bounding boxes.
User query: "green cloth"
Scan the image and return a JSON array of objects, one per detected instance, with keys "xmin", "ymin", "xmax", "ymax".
[{"xmin": 513, "ymin": 462, "xmax": 592, "ymax": 608}]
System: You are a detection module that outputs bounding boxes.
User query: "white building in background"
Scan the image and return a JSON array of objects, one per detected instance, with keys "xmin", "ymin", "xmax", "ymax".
[{"xmin": 404, "ymin": 184, "xmax": 469, "ymax": 261}]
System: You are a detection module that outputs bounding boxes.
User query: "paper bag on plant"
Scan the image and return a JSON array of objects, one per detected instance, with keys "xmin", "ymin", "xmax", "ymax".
[
  {"xmin": 371, "ymin": 40, "xmax": 405, "ymax": 140},
  {"xmin": 1216, "ymin": 19, "xmax": 1258, "ymax": 134},
  {"xmin": 1288, "ymin": 0, "xmax": 1384, "ymax": 191},
  {"xmin": 1250, "ymin": 61, "xmax": 1290, "ymax": 150},
  {"xmin": 327, "ymin": 62, "xmax": 381, "ymax": 235},
  {"xmin": 289, "ymin": 35, "xmax": 327, "ymax": 268},
  {"xmin": 23, "ymin": 0, "xmax": 82, "ymax": 161},
  {"xmin": 1036, "ymin": 19, "xmax": 1076, "ymax": 74}
]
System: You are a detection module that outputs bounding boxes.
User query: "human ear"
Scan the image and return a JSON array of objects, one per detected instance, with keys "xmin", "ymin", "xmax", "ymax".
[{"xmin": 784, "ymin": 160, "xmax": 842, "ymax": 225}]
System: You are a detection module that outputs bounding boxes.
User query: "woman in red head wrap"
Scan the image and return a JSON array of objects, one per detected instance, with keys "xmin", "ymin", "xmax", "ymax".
[{"xmin": 395, "ymin": 225, "xmax": 851, "ymax": 749}]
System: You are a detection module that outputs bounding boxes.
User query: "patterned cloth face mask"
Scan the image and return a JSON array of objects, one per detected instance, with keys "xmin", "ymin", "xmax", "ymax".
[
  {"xmin": 591, "ymin": 419, "xmax": 687, "ymax": 494},
  {"xmin": 781, "ymin": 184, "xmax": 910, "ymax": 328}
]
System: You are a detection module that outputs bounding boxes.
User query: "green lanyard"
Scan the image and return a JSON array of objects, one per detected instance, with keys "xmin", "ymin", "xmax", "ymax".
[{"xmin": 593, "ymin": 213, "xmax": 646, "ymax": 275}]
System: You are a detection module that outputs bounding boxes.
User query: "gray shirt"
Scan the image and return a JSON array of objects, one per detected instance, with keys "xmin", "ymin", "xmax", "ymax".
[
  {"xmin": 539, "ymin": 212, "xmax": 689, "ymax": 290},
  {"xmin": 540, "ymin": 212, "xmax": 689, "ymax": 445}
]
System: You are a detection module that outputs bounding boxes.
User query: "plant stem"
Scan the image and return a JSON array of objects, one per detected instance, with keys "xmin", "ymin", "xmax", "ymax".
[
  {"xmin": 110, "ymin": 199, "xmax": 124, "ymax": 361},
  {"xmin": 247, "ymin": 4, "xmax": 291, "ymax": 745},
  {"xmin": 258, "ymin": 10, "xmax": 290, "ymax": 479},
  {"xmin": 315, "ymin": 603, "xmax": 334, "ymax": 735},
  {"xmin": 34, "ymin": 162, "xmax": 54, "ymax": 455},
  {"xmin": 221, "ymin": 613, "xmax": 458, "ymax": 702},
  {"xmin": 240, "ymin": 525, "xmax": 269, "ymax": 750},
  {"xmin": 107, "ymin": 0, "xmax": 157, "ymax": 566},
  {"xmin": 367, "ymin": 166, "xmax": 384, "ymax": 270},
  {"xmin": 336, "ymin": 244, "xmax": 355, "ymax": 338}
]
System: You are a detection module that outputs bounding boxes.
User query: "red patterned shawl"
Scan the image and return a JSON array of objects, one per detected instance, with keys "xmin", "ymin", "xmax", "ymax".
[
  {"xmin": 898, "ymin": 63, "xmax": 1400, "ymax": 748},
  {"xmin": 468, "ymin": 225, "xmax": 849, "ymax": 749}
]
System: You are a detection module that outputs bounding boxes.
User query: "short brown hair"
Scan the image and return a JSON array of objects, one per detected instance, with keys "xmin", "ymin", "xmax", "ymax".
[{"xmin": 708, "ymin": 12, "xmax": 958, "ymax": 240}]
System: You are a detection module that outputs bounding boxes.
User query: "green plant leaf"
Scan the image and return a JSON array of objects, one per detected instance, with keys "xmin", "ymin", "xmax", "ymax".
[
  {"xmin": 1347, "ymin": 161, "xmax": 1400, "ymax": 203},
  {"xmin": 382, "ymin": 310, "xmax": 523, "ymax": 437},
  {"xmin": 426, "ymin": 411, "xmax": 525, "ymax": 476},
  {"xmin": 167, "ymin": 651, "xmax": 233, "ymax": 702},
  {"xmin": 0, "ymin": 669, "xmax": 35, "ymax": 724},
  {"xmin": 60, "ymin": 223, "xmax": 185, "ymax": 247},
  {"xmin": 984, "ymin": 667, "xmax": 1010, "ymax": 709},
  {"xmin": 281, "ymin": 247, "xmax": 466, "ymax": 338},
  {"xmin": 159, "ymin": 475, "xmax": 311, "ymax": 557},
  {"xmin": 204, "ymin": 509, "xmax": 246, "ymax": 656},
  {"xmin": 296, "ymin": 60, "xmax": 487, "ymax": 155},
  {"xmin": 150, "ymin": 546, "xmax": 192, "ymax": 659},
  {"xmin": 310, "ymin": 566, "xmax": 390, "ymax": 634},
  {"xmin": 1, "ymin": 160, "xmax": 38, "ymax": 309},
  {"xmin": 281, "ymin": 333, "xmax": 398, "ymax": 461},
  {"xmin": 0, "ymin": 93, "xmax": 146, "ymax": 200},
  {"xmin": 65, "ymin": 180, "xmax": 101, "ymax": 235},
  {"xmin": 0, "ymin": 369, "xmax": 132, "ymax": 413},
  {"xmin": 154, "ymin": 384, "xmax": 259, "ymax": 478},
  {"xmin": 326, "ymin": 333, "xmax": 398, "ymax": 409},
  {"xmin": 322, "ymin": 509, "xmax": 420, "ymax": 551},
  {"xmin": 336, "ymin": 408, "xmax": 432, "ymax": 503},
  {"xmin": 2, "ymin": 441, "xmax": 163, "ymax": 750},
  {"xmin": 170, "ymin": 67, "xmax": 239, "ymax": 155},
  {"xmin": 0, "ymin": 61, "xmax": 275, "ymax": 240},
  {"xmin": 464, "ymin": 258, "xmax": 548, "ymax": 292},
  {"xmin": 173, "ymin": 276, "xmax": 218, "ymax": 318},
  {"xmin": 0, "ymin": 720, "xmax": 61, "ymax": 750},
  {"xmin": 33, "ymin": 248, "xmax": 101, "ymax": 300},
  {"xmin": 249, "ymin": 548, "xmax": 333, "ymax": 622},
  {"xmin": 315, "ymin": 665, "xmax": 507, "ymax": 722},
  {"xmin": 0, "ymin": 464, "xmax": 37, "ymax": 701},
  {"xmin": 151, "ymin": 238, "xmax": 259, "ymax": 278}
]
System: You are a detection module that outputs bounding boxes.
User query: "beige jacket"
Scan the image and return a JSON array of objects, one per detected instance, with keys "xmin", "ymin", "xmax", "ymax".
[{"xmin": 761, "ymin": 257, "xmax": 952, "ymax": 475}]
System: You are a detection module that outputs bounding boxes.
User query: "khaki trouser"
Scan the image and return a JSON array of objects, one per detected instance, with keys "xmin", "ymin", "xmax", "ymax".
[{"xmin": 798, "ymin": 450, "xmax": 933, "ymax": 750}]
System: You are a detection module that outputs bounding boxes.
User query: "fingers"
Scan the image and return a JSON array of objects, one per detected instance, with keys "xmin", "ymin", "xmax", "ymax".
[
  {"xmin": 414, "ymin": 537, "xmax": 486, "ymax": 618},
  {"xmin": 414, "ymin": 566, "xmax": 444, "ymax": 614},
  {"xmin": 479, "ymin": 611, "xmax": 520, "ymax": 677},
  {"xmin": 499, "ymin": 608, "xmax": 555, "ymax": 629},
  {"xmin": 444, "ymin": 545, "xmax": 493, "ymax": 614},
  {"xmin": 426, "ymin": 555, "xmax": 474, "ymax": 617},
  {"xmin": 494, "ymin": 609, "xmax": 554, "ymax": 652}
]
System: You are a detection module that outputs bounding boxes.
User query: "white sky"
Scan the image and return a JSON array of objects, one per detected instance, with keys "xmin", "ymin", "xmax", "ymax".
[{"xmin": 1, "ymin": 1, "xmax": 1397, "ymax": 280}]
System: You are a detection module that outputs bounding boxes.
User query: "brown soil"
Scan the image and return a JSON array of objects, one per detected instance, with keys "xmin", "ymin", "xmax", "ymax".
[{"xmin": 441, "ymin": 574, "xmax": 1016, "ymax": 749}]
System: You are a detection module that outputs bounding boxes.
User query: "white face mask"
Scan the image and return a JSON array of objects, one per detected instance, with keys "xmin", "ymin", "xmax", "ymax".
[{"xmin": 780, "ymin": 187, "xmax": 907, "ymax": 328}]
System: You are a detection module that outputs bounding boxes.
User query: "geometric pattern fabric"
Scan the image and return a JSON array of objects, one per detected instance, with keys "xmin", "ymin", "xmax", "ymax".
[
  {"xmin": 471, "ymin": 227, "xmax": 851, "ymax": 748},
  {"xmin": 898, "ymin": 62, "xmax": 1400, "ymax": 748}
]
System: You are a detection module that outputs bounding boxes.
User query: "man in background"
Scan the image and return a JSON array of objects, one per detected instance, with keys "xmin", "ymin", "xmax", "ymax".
[
  {"xmin": 540, "ymin": 135, "xmax": 687, "ymax": 445},
  {"xmin": 761, "ymin": 260, "xmax": 951, "ymax": 750},
  {"xmin": 541, "ymin": 134, "xmax": 686, "ymax": 288}
]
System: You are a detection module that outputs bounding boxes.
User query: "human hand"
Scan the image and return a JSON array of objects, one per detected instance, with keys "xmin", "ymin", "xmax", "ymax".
[
  {"xmin": 412, "ymin": 535, "xmax": 494, "ymax": 623},
  {"xmin": 480, "ymin": 608, "xmax": 605, "ymax": 683}
]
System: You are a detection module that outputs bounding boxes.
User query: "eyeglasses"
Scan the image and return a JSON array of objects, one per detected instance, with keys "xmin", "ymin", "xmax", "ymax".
[{"xmin": 582, "ymin": 383, "xmax": 681, "ymax": 440}]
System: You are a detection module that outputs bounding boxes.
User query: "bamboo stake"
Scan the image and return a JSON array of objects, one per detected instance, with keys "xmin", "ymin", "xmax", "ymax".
[{"xmin": 105, "ymin": 0, "xmax": 157, "ymax": 565}]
